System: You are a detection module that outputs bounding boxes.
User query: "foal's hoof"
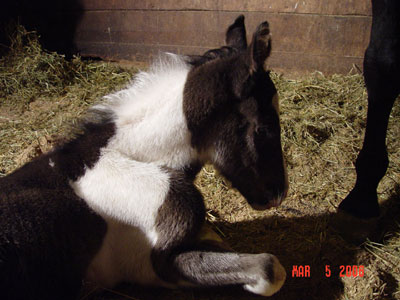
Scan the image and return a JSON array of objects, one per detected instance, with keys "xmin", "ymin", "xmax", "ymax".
[
  {"xmin": 243, "ymin": 254, "xmax": 286, "ymax": 297},
  {"xmin": 330, "ymin": 209, "xmax": 381, "ymax": 245}
]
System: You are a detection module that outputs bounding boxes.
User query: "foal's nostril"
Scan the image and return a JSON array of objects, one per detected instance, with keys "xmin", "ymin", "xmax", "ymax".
[
  {"xmin": 267, "ymin": 188, "xmax": 286, "ymax": 204},
  {"xmin": 249, "ymin": 189, "xmax": 286, "ymax": 211}
]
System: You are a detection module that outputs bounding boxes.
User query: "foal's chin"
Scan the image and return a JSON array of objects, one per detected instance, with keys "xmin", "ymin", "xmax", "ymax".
[{"xmin": 249, "ymin": 195, "xmax": 286, "ymax": 211}]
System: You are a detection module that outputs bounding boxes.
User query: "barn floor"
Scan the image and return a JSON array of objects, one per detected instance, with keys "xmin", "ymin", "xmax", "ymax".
[{"xmin": 1, "ymin": 27, "xmax": 400, "ymax": 300}]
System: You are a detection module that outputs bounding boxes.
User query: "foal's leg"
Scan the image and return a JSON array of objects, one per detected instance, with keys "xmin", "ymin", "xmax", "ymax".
[
  {"xmin": 151, "ymin": 172, "xmax": 286, "ymax": 296},
  {"xmin": 168, "ymin": 249, "xmax": 286, "ymax": 296}
]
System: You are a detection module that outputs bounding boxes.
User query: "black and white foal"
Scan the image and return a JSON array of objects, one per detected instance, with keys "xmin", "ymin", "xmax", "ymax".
[{"xmin": 0, "ymin": 16, "xmax": 287, "ymax": 299}]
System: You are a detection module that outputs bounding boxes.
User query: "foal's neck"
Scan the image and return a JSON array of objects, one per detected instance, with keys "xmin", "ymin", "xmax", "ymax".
[{"xmin": 96, "ymin": 55, "xmax": 200, "ymax": 171}]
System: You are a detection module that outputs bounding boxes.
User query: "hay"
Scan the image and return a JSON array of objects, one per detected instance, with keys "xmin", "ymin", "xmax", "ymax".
[
  {"xmin": 0, "ymin": 25, "xmax": 136, "ymax": 175},
  {"xmin": 196, "ymin": 72, "xmax": 400, "ymax": 300},
  {"xmin": 1, "ymin": 26, "xmax": 400, "ymax": 300}
]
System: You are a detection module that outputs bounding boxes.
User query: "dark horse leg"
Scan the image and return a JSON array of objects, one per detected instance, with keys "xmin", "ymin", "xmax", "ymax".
[
  {"xmin": 338, "ymin": 86, "xmax": 396, "ymax": 218},
  {"xmin": 338, "ymin": 1, "xmax": 400, "ymax": 221}
]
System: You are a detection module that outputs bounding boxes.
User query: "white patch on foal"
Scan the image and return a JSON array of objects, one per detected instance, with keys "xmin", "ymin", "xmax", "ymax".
[
  {"xmin": 94, "ymin": 53, "xmax": 197, "ymax": 169},
  {"xmin": 48, "ymin": 158, "xmax": 55, "ymax": 168},
  {"xmin": 71, "ymin": 151, "xmax": 170, "ymax": 234},
  {"xmin": 70, "ymin": 54, "xmax": 197, "ymax": 286},
  {"xmin": 244, "ymin": 255, "xmax": 286, "ymax": 296}
]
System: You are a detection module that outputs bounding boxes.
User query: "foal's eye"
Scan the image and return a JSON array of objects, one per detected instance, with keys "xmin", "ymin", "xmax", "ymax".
[
  {"xmin": 255, "ymin": 125, "xmax": 268, "ymax": 135},
  {"xmin": 254, "ymin": 122, "xmax": 279, "ymax": 140}
]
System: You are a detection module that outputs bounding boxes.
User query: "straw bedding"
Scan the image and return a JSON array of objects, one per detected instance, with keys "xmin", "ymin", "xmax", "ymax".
[{"xmin": 1, "ymin": 26, "xmax": 399, "ymax": 300}]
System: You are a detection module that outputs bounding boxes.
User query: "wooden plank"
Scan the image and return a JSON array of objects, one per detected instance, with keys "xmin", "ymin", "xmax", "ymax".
[
  {"xmin": 76, "ymin": 41, "xmax": 364, "ymax": 74},
  {"xmin": 218, "ymin": 0, "xmax": 372, "ymax": 16},
  {"xmin": 72, "ymin": 2, "xmax": 372, "ymax": 74},
  {"xmin": 76, "ymin": 41, "xmax": 202, "ymax": 61},
  {"xmin": 75, "ymin": 10, "xmax": 371, "ymax": 58},
  {"xmin": 269, "ymin": 51, "xmax": 364, "ymax": 74},
  {"xmin": 79, "ymin": 0, "xmax": 371, "ymax": 16}
]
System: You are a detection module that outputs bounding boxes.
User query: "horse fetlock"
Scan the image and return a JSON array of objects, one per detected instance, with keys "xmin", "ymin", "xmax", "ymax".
[
  {"xmin": 243, "ymin": 254, "xmax": 286, "ymax": 297},
  {"xmin": 339, "ymin": 184, "xmax": 380, "ymax": 219},
  {"xmin": 356, "ymin": 148, "xmax": 389, "ymax": 182},
  {"xmin": 331, "ymin": 208, "xmax": 381, "ymax": 244}
]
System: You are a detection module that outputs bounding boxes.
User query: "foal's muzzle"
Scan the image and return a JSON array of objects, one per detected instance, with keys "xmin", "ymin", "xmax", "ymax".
[{"xmin": 249, "ymin": 188, "xmax": 287, "ymax": 211}]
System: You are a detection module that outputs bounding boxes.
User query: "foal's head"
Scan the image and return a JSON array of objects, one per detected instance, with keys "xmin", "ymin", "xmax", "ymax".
[{"xmin": 184, "ymin": 15, "xmax": 288, "ymax": 210}]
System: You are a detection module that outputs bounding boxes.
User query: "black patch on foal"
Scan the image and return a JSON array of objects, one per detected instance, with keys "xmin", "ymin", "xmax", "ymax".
[
  {"xmin": 187, "ymin": 15, "xmax": 247, "ymax": 68},
  {"xmin": 54, "ymin": 120, "xmax": 116, "ymax": 181},
  {"xmin": 182, "ymin": 51, "xmax": 285, "ymax": 208},
  {"xmin": 150, "ymin": 168, "xmax": 279, "ymax": 288},
  {"xmin": 0, "ymin": 120, "xmax": 116, "ymax": 190},
  {"xmin": 0, "ymin": 118, "xmax": 115, "ymax": 299},
  {"xmin": 0, "ymin": 189, "xmax": 107, "ymax": 300},
  {"xmin": 151, "ymin": 167, "xmax": 206, "ymax": 283}
]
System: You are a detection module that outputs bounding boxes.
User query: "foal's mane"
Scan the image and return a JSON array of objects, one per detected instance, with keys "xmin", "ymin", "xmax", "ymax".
[
  {"xmin": 186, "ymin": 46, "xmax": 240, "ymax": 68},
  {"xmin": 88, "ymin": 53, "xmax": 190, "ymax": 125}
]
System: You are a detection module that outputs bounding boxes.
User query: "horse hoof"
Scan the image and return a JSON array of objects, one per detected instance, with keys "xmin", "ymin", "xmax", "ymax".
[
  {"xmin": 330, "ymin": 209, "xmax": 381, "ymax": 245},
  {"xmin": 338, "ymin": 188, "xmax": 380, "ymax": 219},
  {"xmin": 243, "ymin": 254, "xmax": 286, "ymax": 296}
]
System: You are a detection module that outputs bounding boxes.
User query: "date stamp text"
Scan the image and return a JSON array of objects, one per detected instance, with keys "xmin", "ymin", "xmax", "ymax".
[{"xmin": 292, "ymin": 265, "xmax": 365, "ymax": 278}]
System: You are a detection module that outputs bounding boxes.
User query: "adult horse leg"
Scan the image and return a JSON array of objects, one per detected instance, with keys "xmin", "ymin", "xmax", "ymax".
[
  {"xmin": 339, "ymin": 92, "xmax": 395, "ymax": 219},
  {"xmin": 334, "ymin": 1, "xmax": 400, "ymax": 243},
  {"xmin": 334, "ymin": 75, "xmax": 398, "ymax": 243},
  {"xmin": 335, "ymin": 19, "xmax": 400, "ymax": 242}
]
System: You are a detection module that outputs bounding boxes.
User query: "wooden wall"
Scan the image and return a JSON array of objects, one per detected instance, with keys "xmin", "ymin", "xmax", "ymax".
[{"xmin": 74, "ymin": 0, "xmax": 372, "ymax": 74}]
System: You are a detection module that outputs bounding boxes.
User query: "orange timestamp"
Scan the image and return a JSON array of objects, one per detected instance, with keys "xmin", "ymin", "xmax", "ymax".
[{"xmin": 292, "ymin": 265, "xmax": 365, "ymax": 278}]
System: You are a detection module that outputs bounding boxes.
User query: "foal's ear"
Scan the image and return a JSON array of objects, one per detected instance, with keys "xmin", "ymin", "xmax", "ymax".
[
  {"xmin": 249, "ymin": 21, "xmax": 272, "ymax": 73},
  {"xmin": 226, "ymin": 15, "xmax": 247, "ymax": 50}
]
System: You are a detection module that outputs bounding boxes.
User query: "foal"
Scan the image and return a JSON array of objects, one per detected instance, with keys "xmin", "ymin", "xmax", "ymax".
[{"xmin": 0, "ymin": 16, "xmax": 287, "ymax": 299}]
